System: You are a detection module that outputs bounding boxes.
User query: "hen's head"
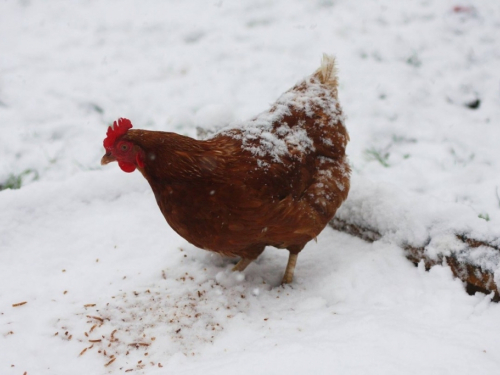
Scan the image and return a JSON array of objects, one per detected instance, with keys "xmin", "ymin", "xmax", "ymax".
[{"xmin": 101, "ymin": 118, "xmax": 144, "ymax": 173}]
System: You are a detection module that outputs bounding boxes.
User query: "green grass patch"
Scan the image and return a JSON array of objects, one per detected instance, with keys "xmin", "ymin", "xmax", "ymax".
[
  {"xmin": 478, "ymin": 213, "xmax": 490, "ymax": 222},
  {"xmin": 364, "ymin": 147, "xmax": 390, "ymax": 167},
  {"xmin": 0, "ymin": 169, "xmax": 39, "ymax": 191}
]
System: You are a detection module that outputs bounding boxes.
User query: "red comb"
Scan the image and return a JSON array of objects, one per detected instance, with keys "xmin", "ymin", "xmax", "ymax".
[{"xmin": 103, "ymin": 118, "xmax": 133, "ymax": 150}]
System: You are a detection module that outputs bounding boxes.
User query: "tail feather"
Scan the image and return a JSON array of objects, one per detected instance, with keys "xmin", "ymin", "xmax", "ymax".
[{"xmin": 314, "ymin": 53, "xmax": 338, "ymax": 89}]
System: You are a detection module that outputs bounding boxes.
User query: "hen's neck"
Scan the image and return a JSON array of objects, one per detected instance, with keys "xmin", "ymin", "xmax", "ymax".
[{"xmin": 125, "ymin": 129, "xmax": 208, "ymax": 184}]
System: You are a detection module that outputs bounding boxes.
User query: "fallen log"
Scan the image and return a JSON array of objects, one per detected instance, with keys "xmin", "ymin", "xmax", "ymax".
[
  {"xmin": 329, "ymin": 218, "xmax": 500, "ymax": 301},
  {"xmin": 330, "ymin": 176, "xmax": 500, "ymax": 302}
]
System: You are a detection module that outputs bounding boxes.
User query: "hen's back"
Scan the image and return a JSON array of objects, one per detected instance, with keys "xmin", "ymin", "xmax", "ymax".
[
  {"xmin": 218, "ymin": 54, "xmax": 347, "ymax": 162},
  {"xmin": 217, "ymin": 54, "xmax": 350, "ymax": 219}
]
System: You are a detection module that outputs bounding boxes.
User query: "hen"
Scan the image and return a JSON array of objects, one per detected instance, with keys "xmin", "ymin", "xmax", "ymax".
[{"xmin": 101, "ymin": 54, "xmax": 350, "ymax": 283}]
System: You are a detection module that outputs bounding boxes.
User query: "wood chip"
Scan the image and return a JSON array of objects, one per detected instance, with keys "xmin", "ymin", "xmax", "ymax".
[
  {"xmin": 84, "ymin": 304, "xmax": 96, "ymax": 308},
  {"xmin": 158, "ymin": 363, "xmax": 163, "ymax": 368},
  {"xmin": 79, "ymin": 348, "xmax": 88, "ymax": 356},
  {"xmin": 89, "ymin": 339, "xmax": 101, "ymax": 343},
  {"xmin": 87, "ymin": 315, "xmax": 103, "ymax": 322},
  {"xmin": 128, "ymin": 342, "xmax": 150, "ymax": 347},
  {"xmin": 12, "ymin": 302, "xmax": 27, "ymax": 307},
  {"xmin": 89, "ymin": 324, "xmax": 97, "ymax": 333},
  {"xmin": 104, "ymin": 358, "xmax": 116, "ymax": 367}
]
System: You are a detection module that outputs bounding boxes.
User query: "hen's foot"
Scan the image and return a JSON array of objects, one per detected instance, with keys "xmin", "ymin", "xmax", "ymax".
[
  {"xmin": 232, "ymin": 258, "xmax": 253, "ymax": 272},
  {"xmin": 281, "ymin": 253, "xmax": 298, "ymax": 284}
]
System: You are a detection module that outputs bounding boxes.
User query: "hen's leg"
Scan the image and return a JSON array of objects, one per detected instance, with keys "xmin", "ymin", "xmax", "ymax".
[
  {"xmin": 282, "ymin": 253, "xmax": 298, "ymax": 284},
  {"xmin": 231, "ymin": 245, "xmax": 266, "ymax": 273},
  {"xmin": 282, "ymin": 245, "xmax": 304, "ymax": 284},
  {"xmin": 232, "ymin": 258, "xmax": 253, "ymax": 272}
]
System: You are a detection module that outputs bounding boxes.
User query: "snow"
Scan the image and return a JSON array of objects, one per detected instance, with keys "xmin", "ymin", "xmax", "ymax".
[
  {"xmin": 1, "ymin": 0, "xmax": 500, "ymax": 374},
  {"xmin": 218, "ymin": 81, "xmax": 329, "ymax": 162}
]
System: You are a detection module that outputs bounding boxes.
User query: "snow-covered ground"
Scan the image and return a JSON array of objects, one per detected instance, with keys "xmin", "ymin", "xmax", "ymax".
[{"xmin": 1, "ymin": 0, "xmax": 500, "ymax": 374}]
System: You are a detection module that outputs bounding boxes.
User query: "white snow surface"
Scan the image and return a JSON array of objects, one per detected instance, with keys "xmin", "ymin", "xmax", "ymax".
[{"xmin": 1, "ymin": 0, "xmax": 500, "ymax": 374}]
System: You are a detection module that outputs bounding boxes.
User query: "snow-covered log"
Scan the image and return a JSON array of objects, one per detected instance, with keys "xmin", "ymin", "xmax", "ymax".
[{"xmin": 330, "ymin": 175, "xmax": 500, "ymax": 301}]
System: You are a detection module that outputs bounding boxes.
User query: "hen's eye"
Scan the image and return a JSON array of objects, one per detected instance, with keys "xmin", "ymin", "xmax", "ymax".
[{"xmin": 121, "ymin": 144, "xmax": 128, "ymax": 151}]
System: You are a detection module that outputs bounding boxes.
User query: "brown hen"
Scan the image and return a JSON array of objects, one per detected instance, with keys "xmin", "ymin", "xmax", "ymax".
[{"xmin": 101, "ymin": 54, "xmax": 350, "ymax": 283}]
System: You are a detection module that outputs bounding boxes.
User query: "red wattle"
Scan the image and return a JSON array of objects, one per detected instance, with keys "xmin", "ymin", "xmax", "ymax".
[
  {"xmin": 118, "ymin": 161, "xmax": 136, "ymax": 173},
  {"xmin": 136, "ymin": 153, "xmax": 144, "ymax": 168}
]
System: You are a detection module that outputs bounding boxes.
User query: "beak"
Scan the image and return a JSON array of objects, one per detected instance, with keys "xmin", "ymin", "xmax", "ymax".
[{"xmin": 101, "ymin": 152, "xmax": 116, "ymax": 165}]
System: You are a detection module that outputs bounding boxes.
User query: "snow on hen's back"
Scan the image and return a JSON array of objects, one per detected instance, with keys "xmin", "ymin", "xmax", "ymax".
[{"xmin": 217, "ymin": 55, "xmax": 345, "ymax": 164}]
